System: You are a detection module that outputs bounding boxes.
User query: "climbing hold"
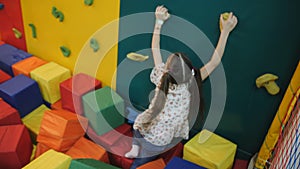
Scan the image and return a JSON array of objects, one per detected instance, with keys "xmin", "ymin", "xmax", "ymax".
[
  {"xmin": 84, "ymin": 0, "xmax": 94, "ymax": 6},
  {"xmin": 28, "ymin": 24, "xmax": 37, "ymax": 38},
  {"xmin": 90, "ymin": 38, "xmax": 99, "ymax": 52},
  {"xmin": 60, "ymin": 46, "xmax": 71, "ymax": 57},
  {"xmin": 52, "ymin": 6, "xmax": 64, "ymax": 22},
  {"xmin": 52, "ymin": 7, "xmax": 59, "ymax": 18},
  {"xmin": 219, "ymin": 12, "xmax": 230, "ymax": 30},
  {"xmin": 256, "ymin": 73, "xmax": 280, "ymax": 95},
  {"xmin": 57, "ymin": 12, "xmax": 64, "ymax": 22},
  {"xmin": 127, "ymin": 52, "xmax": 149, "ymax": 62},
  {"xmin": 0, "ymin": 3, "xmax": 4, "ymax": 10},
  {"xmin": 12, "ymin": 28, "xmax": 22, "ymax": 39}
]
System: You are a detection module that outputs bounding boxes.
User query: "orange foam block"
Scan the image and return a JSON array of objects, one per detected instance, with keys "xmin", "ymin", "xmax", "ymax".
[
  {"xmin": 12, "ymin": 56, "xmax": 47, "ymax": 77},
  {"xmin": 136, "ymin": 158, "xmax": 166, "ymax": 169},
  {"xmin": 51, "ymin": 100, "xmax": 63, "ymax": 110},
  {"xmin": 34, "ymin": 143, "xmax": 52, "ymax": 159},
  {"xmin": 66, "ymin": 137, "xmax": 109, "ymax": 163},
  {"xmin": 37, "ymin": 109, "xmax": 88, "ymax": 151},
  {"xmin": 0, "ymin": 69, "xmax": 11, "ymax": 84}
]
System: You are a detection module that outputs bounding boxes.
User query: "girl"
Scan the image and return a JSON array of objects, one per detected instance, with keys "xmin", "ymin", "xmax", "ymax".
[{"xmin": 125, "ymin": 6, "xmax": 238, "ymax": 169}]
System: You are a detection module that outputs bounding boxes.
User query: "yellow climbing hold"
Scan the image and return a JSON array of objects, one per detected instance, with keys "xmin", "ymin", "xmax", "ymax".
[
  {"xmin": 12, "ymin": 28, "xmax": 22, "ymax": 39},
  {"xmin": 127, "ymin": 52, "xmax": 149, "ymax": 62},
  {"xmin": 219, "ymin": 12, "xmax": 230, "ymax": 30}
]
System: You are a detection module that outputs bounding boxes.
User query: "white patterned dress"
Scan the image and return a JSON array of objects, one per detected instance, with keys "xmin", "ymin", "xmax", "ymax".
[{"xmin": 133, "ymin": 63, "xmax": 191, "ymax": 146}]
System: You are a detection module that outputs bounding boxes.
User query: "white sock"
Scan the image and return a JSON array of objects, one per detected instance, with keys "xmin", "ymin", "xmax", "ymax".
[{"xmin": 125, "ymin": 145, "xmax": 140, "ymax": 158}]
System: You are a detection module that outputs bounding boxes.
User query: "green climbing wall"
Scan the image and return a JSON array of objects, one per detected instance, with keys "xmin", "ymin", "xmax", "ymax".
[{"xmin": 117, "ymin": 0, "xmax": 300, "ymax": 159}]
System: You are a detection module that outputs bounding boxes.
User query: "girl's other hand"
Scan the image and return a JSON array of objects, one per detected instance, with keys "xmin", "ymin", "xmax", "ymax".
[
  {"xmin": 220, "ymin": 12, "xmax": 238, "ymax": 33},
  {"xmin": 155, "ymin": 5, "xmax": 170, "ymax": 22}
]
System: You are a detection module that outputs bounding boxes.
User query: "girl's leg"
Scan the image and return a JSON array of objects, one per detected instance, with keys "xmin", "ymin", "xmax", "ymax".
[
  {"xmin": 125, "ymin": 130, "xmax": 143, "ymax": 158},
  {"xmin": 129, "ymin": 131, "xmax": 167, "ymax": 169}
]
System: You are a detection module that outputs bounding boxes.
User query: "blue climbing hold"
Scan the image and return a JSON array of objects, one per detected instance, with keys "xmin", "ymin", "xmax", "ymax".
[{"xmin": 0, "ymin": 4, "xmax": 4, "ymax": 10}]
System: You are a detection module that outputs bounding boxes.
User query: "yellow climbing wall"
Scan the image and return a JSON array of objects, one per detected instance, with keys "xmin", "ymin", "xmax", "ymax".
[{"xmin": 21, "ymin": 0, "xmax": 120, "ymax": 88}]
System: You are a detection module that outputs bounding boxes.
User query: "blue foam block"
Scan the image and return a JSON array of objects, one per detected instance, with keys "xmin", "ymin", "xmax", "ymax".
[
  {"xmin": 0, "ymin": 44, "xmax": 32, "ymax": 76},
  {"xmin": 0, "ymin": 75, "xmax": 43, "ymax": 117},
  {"xmin": 126, "ymin": 106, "xmax": 140, "ymax": 124},
  {"xmin": 165, "ymin": 157, "xmax": 207, "ymax": 169}
]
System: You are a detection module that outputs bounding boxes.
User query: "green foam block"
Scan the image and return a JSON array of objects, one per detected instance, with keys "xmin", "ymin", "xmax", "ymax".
[
  {"xmin": 69, "ymin": 159, "xmax": 121, "ymax": 169},
  {"xmin": 83, "ymin": 86, "xmax": 124, "ymax": 135}
]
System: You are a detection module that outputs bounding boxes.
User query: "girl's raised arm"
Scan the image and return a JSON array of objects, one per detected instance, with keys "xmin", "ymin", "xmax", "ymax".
[
  {"xmin": 200, "ymin": 12, "xmax": 238, "ymax": 81},
  {"xmin": 152, "ymin": 6, "xmax": 170, "ymax": 67}
]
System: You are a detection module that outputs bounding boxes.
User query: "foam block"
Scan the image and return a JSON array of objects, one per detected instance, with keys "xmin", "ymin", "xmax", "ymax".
[
  {"xmin": 108, "ymin": 130, "xmax": 134, "ymax": 169},
  {"xmin": 136, "ymin": 158, "xmax": 165, "ymax": 169},
  {"xmin": 60, "ymin": 73, "xmax": 101, "ymax": 115},
  {"xmin": 66, "ymin": 137, "xmax": 109, "ymax": 163},
  {"xmin": 87, "ymin": 123, "xmax": 131, "ymax": 149},
  {"xmin": 69, "ymin": 159, "xmax": 121, "ymax": 169},
  {"xmin": 183, "ymin": 129, "xmax": 237, "ymax": 169},
  {"xmin": 0, "ymin": 0, "xmax": 27, "ymax": 51},
  {"xmin": 0, "ymin": 124, "xmax": 33, "ymax": 169},
  {"xmin": 83, "ymin": 86, "xmax": 124, "ymax": 135},
  {"xmin": 160, "ymin": 142, "xmax": 183, "ymax": 164},
  {"xmin": 0, "ymin": 99, "xmax": 21, "ymax": 125},
  {"xmin": 165, "ymin": 157, "xmax": 206, "ymax": 169},
  {"xmin": 30, "ymin": 144, "xmax": 37, "ymax": 161},
  {"xmin": 0, "ymin": 44, "xmax": 32, "ymax": 76},
  {"xmin": 51, "ymin": 100, "xmax": 63, "ymax": 110},
  {"xmin": 0, "ymin": 69, "xmax": 12, "ymax": 84},
  {"xmin": 12, "ymin": 56, "xmax": 47, "ymax": 77},
  {"xmin": 23, "ymin": 149, "xmax": 72, "ymax": 169},
  {"xmin": 22, "ymin": 104, "xmax": 50, "ymax": 142},
  {"xmin": 37, "ymin": 109, "xmax": 88, "ymax": 151},
  {"xmin": 30, "ymin": 62, "xmax": 71, "ymax": 103},
  {"xmin": 108, "ymin": 129, "xmax": 182, "ymax": 169},
  {"xmin": 0, "ymin": 74, "xmax": 43, "ymax": 117},
  {"xmin": 34, "ymin": 143, "xmax": 52, "ymax": 159}
]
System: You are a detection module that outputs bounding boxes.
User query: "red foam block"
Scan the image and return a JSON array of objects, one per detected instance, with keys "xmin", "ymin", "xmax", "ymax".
[
  {"xmin": 0, "ymin": 0, "xmax": 27, "ymax": 51},
  {"xmin": 0, "ymin": 69, "xmax": 12, "ymax": 84},
  {"xmin": 0, "ymin": 99, "xmax": 21, "ymax": 126},
  {"xmin": 87, "ymin": 123, "xmax": 132, "ymax": 149},
  {"xmin": 0, "ymin": 124, "xmax": 33, "ymax": 169},
  {"xmin": 60, "ymin": 73, "xmax": 101, "ymax": 115}
]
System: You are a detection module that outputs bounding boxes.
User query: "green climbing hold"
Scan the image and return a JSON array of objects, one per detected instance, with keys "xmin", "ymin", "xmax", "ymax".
[
  {"xmin": 84, "ymin": 0, "xmax": 94, "ymax": 6},
  {"xmin": 60, "ymin": 46, "xmax": 71, "ymax": 57},
  {"xmin": 90, "ymin": 38, "xmax": 99, "ymax": 52},
  {"xmin": 52, "ymin": 6, "xmax": 64, "ymax": 22},
  {"xmin": 28, "ymin": 24, "xmax": 37, "ymax": 38},
  {"xmin": 52, "ymin": 7, "xmax": 59, "ymax": 18},
  {"xmin": 58, "ymin": 12, "xmax": 64, "ymax": 22}
]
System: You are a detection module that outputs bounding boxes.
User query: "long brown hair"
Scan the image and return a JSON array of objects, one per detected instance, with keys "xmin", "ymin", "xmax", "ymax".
[{"xmin": 148, "ymin": 52, "xmax": 204, "ymax": 127}]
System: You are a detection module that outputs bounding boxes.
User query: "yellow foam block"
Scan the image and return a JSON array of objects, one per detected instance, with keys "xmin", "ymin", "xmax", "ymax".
[
  {"xmin": 30, "ymin": 144, "xmax": 37, "ymax": 161},
  {"xmin": 30, "ymin": 62, "xmax": 71, "ymax": 103},
  {"xmin": 183, "ymin": 129, "xmax": 237, "ymax": 169},
  {"xmin": 22, "ymin": 104, "xmax": 50, "ymax": 136},
  {"xmin": 23, "ymin": 149, "xmax": 71, "ymax": 169}
]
